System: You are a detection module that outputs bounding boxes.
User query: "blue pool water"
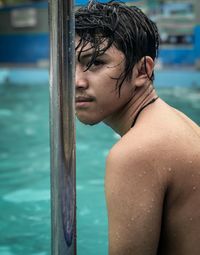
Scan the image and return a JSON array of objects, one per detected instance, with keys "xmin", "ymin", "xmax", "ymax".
[{"xmin": 0, "ymin": 76, "xmax": 200, "ymax": 255}]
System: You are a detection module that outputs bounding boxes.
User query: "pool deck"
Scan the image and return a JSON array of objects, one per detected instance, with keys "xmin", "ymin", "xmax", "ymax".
[{"xmin": 0, "ymin": 66, "xmax": 200, "ymax": 87}]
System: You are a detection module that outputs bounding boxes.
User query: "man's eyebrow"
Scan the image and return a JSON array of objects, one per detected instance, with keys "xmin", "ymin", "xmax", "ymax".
[
  {"xmin": 77, "ymin": 53, "xmax": 93, "ymax": 61},
  {"xmin": 76, "ymin": 52, "xmax": 109, "ymax": 61}
]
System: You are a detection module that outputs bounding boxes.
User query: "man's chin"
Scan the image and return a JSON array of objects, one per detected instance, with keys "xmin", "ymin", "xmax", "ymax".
[{"xmin": 76, "ymin": 116, "xmax": 101, "ymax": 126}]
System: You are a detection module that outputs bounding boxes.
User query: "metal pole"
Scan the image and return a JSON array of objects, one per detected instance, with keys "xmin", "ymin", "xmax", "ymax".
[{"xmin": 49, "ymin": 0, "xmax": 76, "ymax": 254}]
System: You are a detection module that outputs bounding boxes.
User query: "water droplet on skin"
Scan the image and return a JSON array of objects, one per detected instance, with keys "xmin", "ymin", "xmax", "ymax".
[
  {"xmin": 116, "ymin": 231, "xmax": 120, "ymax": 238},
  {"xmin": 131, "ymin": 217, "xmax": 135, "ymax": 221},
  {"xmin": 189, "ymin": 217, "xmax": 193, "ymax": 221},
  {"xmin": 189, "ymin": 161, "xmax": 193, "ymax": 164},
  {"xmin": 193, "ymin": 186, "xmax": 196, "ymax": 191},
  {"xmin": 168, "ymin": 167, "xmax": 172, "ymax": 172}
]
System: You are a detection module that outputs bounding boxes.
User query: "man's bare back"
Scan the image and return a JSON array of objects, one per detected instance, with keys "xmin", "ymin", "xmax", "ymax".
[{"xmin": 105, "ymin": 98, "xmax": 200, "ymax": 255}]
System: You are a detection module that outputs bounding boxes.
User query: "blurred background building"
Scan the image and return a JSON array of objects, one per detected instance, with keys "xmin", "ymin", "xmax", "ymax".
[{"xmin": 0, "ymin": 0, "xmax": 200, "ymax": 68}]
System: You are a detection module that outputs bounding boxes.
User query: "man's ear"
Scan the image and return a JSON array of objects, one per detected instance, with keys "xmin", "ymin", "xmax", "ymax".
[{"xmin": 134, "ymin": 56, "xmax": 154, "ymax": 87}]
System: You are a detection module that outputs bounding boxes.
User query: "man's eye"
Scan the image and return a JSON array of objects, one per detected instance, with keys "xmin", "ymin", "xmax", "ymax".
[
  {"xmin": 93, "ymin": 60, "xmax": 104, "ymax": 66},
  {"xmin": 92, "ymin": 60, "xmax": 104, "ymax": 66},
  {"xmin": 84, "ymin": 59, "xmax": 105, "ymax": 71}
]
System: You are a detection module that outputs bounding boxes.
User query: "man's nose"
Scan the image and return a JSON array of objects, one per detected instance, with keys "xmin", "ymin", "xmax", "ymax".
[{"xmin": 75, "ymin": 67, "xmax": 89, "ymax": 89}]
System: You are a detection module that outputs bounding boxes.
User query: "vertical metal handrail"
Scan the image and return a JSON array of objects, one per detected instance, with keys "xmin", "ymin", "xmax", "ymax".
[{"xmin": 49, "ymin": 0, "xmax": 76, "ymax": 254}]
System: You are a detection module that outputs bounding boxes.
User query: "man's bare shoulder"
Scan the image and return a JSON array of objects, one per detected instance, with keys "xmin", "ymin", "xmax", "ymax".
[
  {"xmin": 107, "ymin": 123, "xmax": 172, "ymax": 171},
  {"xmin": 106, "ymin": 104, "xmax": 200, "ymax": 187},
  {"xmin": 105, "ymin": 128, "xmax": 169, "ymax": 189}
]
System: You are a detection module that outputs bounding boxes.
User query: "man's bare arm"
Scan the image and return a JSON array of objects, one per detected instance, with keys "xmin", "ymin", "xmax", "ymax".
[{"xmin": 105, "ymin": 142, "xmax": 166, "ymax": 255}]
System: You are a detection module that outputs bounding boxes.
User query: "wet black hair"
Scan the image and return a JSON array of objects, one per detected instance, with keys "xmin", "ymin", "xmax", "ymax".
[{"xmin": 75, "ymin": 0, "xmax": 160, "ymax": 93}]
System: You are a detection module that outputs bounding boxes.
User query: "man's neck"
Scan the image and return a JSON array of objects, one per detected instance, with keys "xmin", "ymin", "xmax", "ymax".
[{"xmin": 103, "ymin": 83, "xmax": 158, "ymax": 136}]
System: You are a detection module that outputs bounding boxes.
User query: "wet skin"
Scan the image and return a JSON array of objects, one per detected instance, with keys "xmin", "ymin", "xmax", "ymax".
[{"xmin": 76, "ymin": 37, "xmax": 200, "ymax": 255}]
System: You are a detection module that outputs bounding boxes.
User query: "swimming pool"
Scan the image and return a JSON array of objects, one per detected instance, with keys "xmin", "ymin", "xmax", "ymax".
[{"xmin": 0, "ymin": 77, "xmax": 200, "ymax": 255}]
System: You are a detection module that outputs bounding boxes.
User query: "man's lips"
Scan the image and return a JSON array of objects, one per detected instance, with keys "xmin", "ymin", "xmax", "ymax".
[{"xmin": 75, "ymin": 96, "xmax": 94, "ymax": 103}]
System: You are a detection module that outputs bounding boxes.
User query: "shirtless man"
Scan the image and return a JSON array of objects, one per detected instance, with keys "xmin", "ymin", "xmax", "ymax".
[{"xmin": 75, "ymin": 1, "xmax": 200, "ymax": 254}]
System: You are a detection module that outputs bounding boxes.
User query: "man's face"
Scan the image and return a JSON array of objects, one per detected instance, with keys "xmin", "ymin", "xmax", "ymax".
[{"xmin": 75, "ymin": 36, "xmax": 135, "ymax": 125}]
